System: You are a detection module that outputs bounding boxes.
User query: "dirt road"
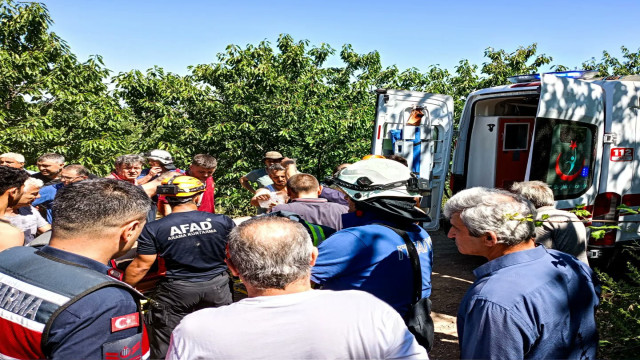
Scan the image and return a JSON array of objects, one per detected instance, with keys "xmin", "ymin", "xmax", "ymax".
[{"xmin": 428, "ymin": 229, "xmax": 486, "ymax": 359}]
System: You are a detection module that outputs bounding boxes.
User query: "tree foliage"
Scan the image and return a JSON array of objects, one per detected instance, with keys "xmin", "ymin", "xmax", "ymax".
[
  {"xmin": 0, "ymin": 0, "xmax": 136, "ymax": 174},
  {"xmin": 2, "ymin": 0, "xmax": 639, "ymax": 215}
]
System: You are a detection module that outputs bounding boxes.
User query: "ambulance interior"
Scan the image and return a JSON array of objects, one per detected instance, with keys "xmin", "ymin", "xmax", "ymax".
[{"xmin": 466, "ymin": 94, "xmax": 597, "ymax": 200}]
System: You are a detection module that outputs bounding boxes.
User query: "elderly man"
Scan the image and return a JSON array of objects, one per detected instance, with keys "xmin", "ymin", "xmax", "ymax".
[
  {"xmin": 0, "ymin": 179, "xmax": 151, "ymax": 359},
  {"xmin": 166, "ymin": 216, "xmax": 427, "ymax": 359},
  {"xmin": 4, "ymin": 178, "xmax": 50, "ymax": 245},
  {"xmin": 0, "ymin": 166, "xmax": 29, "ymax": 251},
  {"xmin": 107, "ymin": 154, "xmax": 145, "ymax": 184},
  {"xmin": 510, "ymin": 181, "xmax": 589, "ymax": 264},
  {"xmin": 32, "ymin": 164, "xmax": 90, "ymax": 223},
  {"xmin": 0, "ymin": 152, "xmax": 33, "ymax": 174},
  {"xmin": 239, "ymin": 151, "xmax": 283, "ymax": 194},
  {"xmin": 444, "ymin": 187, "xmax": 600, "ymax": 359},
  {"xmin": 32, "ymin": 153, "xmax": 65, "ymax": 185},
  {"xmin": 272, "ymin": 173, "xmax": 348, "ymax": 231}
]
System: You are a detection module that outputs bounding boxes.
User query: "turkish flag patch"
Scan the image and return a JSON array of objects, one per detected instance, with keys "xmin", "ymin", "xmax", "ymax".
[{"xmin": 111, "ymin": 312, "xmax": 140, "ymax": 332}]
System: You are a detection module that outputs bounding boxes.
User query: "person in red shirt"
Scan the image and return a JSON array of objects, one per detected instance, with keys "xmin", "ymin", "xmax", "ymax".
[{"xmin": 160, "ymin": 154, "xmax": 217, "ymax": 215}]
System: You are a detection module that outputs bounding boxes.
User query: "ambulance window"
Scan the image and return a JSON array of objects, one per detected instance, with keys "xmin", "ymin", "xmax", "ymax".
[
  {"xmin": 529, "ymin": 119, "xmax": 597, "ymax": 200},
  {"xmin": 503, "ymin": 123, "xmax": 530, "ymax": 150}
]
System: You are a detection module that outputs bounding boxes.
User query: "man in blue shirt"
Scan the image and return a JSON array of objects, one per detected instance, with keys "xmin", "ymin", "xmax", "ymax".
[
  {"xmin": 444, "ymin": 187, "xmax": 600, "ymax": 359},
  {"xmin": 32, "ymin": 164, "xmax": 90, "ymax": 223},
  {"xmin": 0, "ymin": 178, "xmax": 151, "ymax": 360},
  {"xmin": 124, "ymin": 175, "xmax": 235, "ymax": 359},
  {"xmin": 311, "ymin": 158, "xmax": 433, "ymax": 319}
]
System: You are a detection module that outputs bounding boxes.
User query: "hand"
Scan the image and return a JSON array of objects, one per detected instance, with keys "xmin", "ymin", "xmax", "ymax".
[
  {"xmin": 148, "ymin": 166, "xmax": 163, "ymax": 177},
  {"xmin": 253, "ymin": 194, "xmax": 270, "ymax": 202}
]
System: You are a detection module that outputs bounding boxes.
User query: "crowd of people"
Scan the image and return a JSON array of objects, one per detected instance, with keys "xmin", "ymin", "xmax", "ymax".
[{"xmin": 0, "ymin": 149, "xmax": 600, "ymax": 359}]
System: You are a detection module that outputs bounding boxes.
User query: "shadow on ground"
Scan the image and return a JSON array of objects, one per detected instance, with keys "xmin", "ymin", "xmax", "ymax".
[{"xmin": 428, "ymin": 229, "xmax": 486, "ymax": 359}]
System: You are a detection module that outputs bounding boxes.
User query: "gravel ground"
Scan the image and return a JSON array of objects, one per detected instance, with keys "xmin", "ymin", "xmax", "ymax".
[{"xmin": 428, "ymin": 229, "xmax": 486, "ymax": 359}]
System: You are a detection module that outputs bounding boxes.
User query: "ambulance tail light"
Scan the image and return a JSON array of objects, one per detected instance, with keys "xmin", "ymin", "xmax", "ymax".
[{"xmin": 589, "ymin": 192, "xmax": 621, "ymax": 247}]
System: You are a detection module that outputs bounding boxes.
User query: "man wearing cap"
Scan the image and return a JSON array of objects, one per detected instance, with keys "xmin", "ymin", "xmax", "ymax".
[
  {"xmin": 239, "ymin": 151, "xmax": 284, "ymax": 194},
  {"xmin": 311, "ymin": 159, "xmax": 434, "ymax": 320},
  {"xmin": 124, "ymin": 175, "xmax": 235, "ymax": 359},
  {"xmin": 138, "ymin": 149, "xmax": 180, "ymax": 185}
]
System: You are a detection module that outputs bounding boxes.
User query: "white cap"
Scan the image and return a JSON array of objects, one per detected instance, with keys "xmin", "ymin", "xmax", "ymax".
[{"xmin": 334, "ymin": 158, "xmax": 418, "ymax": 201}]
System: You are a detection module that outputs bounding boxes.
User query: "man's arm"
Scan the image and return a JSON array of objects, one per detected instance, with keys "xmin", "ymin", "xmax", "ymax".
[
  {"xmin": 250, "ymin": 188, "xmax": 271, "ymax": 207},
  {"xmin": 37, "ymin": 224, "xmax": 52, "ymax": 235},
  {"xmin": 124, "ymin": 254, "xmax": 157, "ymax": 287},
  {"xmin": 240, "ymin": 175, "xmax": 257, "ymax": 194},
  {"xmin": 0, "ymin": 223, "xmax": 24, "ymax": 250},
  {"xmin": 47, "ymin": 287, "xmax": 143, "ymax": 360},
  {"xmin": 458, "ymin": 298, "xmax": 535, "ymax": 359}
]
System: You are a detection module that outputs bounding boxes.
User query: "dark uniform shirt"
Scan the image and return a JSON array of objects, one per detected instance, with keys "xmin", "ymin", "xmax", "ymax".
[
  {"xmin": 39, "ymin": 246, "xmax": 142, "ymax": 360},
  {"xmin": 136, "ymin": 211, "xmax": 235, "ymax": 281}
]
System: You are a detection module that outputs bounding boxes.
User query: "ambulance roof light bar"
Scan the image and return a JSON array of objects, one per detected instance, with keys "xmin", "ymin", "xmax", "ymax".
[{"xmin": 507, "ymin": 70, "xmax": 599, "ymax": 84}]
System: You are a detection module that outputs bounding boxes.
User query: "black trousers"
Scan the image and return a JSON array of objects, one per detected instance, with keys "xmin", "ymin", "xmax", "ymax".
[{"xmin": 146, "ymin": 272, "xmax": 232, "ymax": 359}]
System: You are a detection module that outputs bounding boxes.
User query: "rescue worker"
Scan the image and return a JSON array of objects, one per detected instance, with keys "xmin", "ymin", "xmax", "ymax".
[
  {"xmin": 124, "ymin": 175, "xmax": 235, "ymax": 359},
  {"xmin": 311, "ymin": 158, "xmax": 434, "ymax": 348},
  {"xmin": 0, "ymin": 178, "xmax": 151, "ymax": 359}
]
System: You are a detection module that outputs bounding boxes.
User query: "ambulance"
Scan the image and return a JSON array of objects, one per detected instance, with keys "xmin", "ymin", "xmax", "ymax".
[{"xmin": 371, "ymin": 71, "xmax": 640, "ymax": 268}]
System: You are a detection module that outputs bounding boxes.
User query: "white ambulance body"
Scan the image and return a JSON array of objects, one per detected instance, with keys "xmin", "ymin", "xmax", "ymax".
[{"xmin": 372, "ymin": 71, "xmax": 640, "ymax": 267}]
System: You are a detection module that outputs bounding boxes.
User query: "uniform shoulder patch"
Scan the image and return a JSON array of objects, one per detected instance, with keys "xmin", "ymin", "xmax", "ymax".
[{"xmin": 111, "ymin": 312, "xmax": 140, "ymax": 332}]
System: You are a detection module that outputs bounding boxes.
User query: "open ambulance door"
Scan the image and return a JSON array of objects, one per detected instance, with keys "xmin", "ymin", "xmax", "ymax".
[
  {"xmin": 371, "ymin": 89, "xmax": 454, "ymax": 230},
  {"xmin": 527, "ymin": 74, "xmax": 605, "ymax": 209}
]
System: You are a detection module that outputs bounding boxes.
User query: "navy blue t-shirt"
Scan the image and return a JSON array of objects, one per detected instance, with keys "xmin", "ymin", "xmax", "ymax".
[{"xmin": 136, "ymin": 211, "xmax": 235, "ymax": 281}]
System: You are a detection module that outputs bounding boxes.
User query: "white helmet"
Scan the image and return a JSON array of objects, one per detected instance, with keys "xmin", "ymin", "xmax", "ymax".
[
  {"xmin": 329, "ymin": 158, "xmax": 422, "ymax": 201},
  {"xmin": 145, "ymin": 149, "xmax": 173, "ymax": 165}
]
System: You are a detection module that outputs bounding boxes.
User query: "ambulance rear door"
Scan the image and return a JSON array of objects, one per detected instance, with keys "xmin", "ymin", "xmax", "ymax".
[
  {"xmin": 371, "ymin": 89, "xmax": 454, "ymax": 230},
  {"xmin": 526, "ymin": 74, "xmax": 605, "ymax": 210}
]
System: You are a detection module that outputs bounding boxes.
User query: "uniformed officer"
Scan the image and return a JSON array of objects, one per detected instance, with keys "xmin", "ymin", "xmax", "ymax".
[
  {"xmin": 0, "ymin": 178, "xmax": 151, "ymax": 360},
  {"xmin": 124, "ymin": 175, "xmax": 235, "ymax": 359}
]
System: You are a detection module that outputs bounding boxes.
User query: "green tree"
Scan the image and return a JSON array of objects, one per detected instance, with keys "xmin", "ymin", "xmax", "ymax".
[
  {"xmin": 582, "ymin": 46, "xmax": 640, "ymax": 77},
  {"xmin": 185, "ymin": 35, "xmax": 380, "ymax": 214},
  {"xmin": 0, "ymin": 0, "xmax": 135, "ymax": 174},
  {"xmin": 479, "ymin": 43, "xmax": 553, "ymax": 88}
]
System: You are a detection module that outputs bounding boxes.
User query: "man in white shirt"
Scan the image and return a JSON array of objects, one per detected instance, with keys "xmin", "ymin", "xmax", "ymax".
[{"xmin": 166, "ymin": 216, "xmax": 427, "ymax": 360}]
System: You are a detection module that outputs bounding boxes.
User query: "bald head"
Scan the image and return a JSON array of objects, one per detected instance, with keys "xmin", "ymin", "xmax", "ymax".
[{"xmin": 228, "ymin": 216, "xmax": 313, "ymax": 290}]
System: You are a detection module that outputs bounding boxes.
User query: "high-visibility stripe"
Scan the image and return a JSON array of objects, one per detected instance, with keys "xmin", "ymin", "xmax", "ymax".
[
  {"xmin": 0, "ymin": 316, "xmax": 45, "ymax": 359},
  {"xmin": 0, "ymin": 273, "xmax": 70, "ymax": 306},
  {"xmin": 316, "ymin": 226, "xmax": 326, "ymax": 242},
  {"xmin": 306, "ymin": 222, "xmax": 320, "ymax": 246}
]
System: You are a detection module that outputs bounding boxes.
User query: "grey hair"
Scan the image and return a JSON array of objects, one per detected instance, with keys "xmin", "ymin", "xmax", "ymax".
[
  {"xmin": 24, "ymin": 177, "xmax": 44, "ymax": 190},
  {"xmin": 37, "ymin": 153, "xmax": 65, "ymax": 164},
  {"xmin": 444, "ymin": 187, "xmax": 536, "ymax": 246},
  {"xmin": 114, "ymin": 154, "xmax": 144, "ymax": 168},
  {"xmin": 228, "ymin": 216, "xmax": 313, "ymax": 290},
  {"xmin": 510, "ymin": 181, "xmax": 554, "ymax": 208},
  {"xmin": 1, "ymin": 152, "xmax": 25, "ymax": 163}
]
